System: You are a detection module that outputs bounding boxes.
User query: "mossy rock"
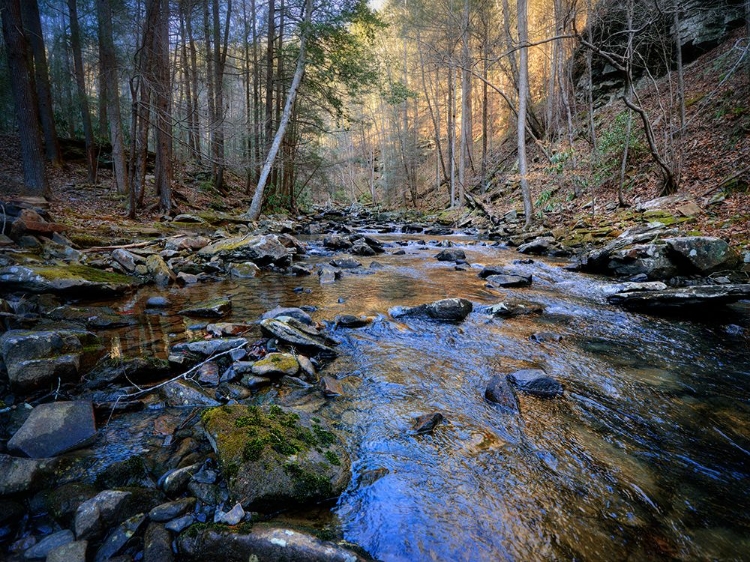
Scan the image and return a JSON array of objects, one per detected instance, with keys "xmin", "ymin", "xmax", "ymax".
[
  {"xmin": 0, "ymin": 264, "xmax": 138, "ymax": 297},
  {"xmin": 202, "ymin": 405, "xmax": 350, "ymax": 511},
  {"xmin": 251, "ymin": 352, "xmax": 299, "ymax": 377}
]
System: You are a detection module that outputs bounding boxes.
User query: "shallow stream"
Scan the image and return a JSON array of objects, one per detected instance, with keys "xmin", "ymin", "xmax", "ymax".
[{"xmin": 98, "ymin": 233, "xmax": 750, "ymax": 561}]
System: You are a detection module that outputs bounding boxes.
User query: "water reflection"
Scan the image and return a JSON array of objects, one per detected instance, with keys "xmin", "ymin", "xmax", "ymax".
[{"xmin": 96, "ymin": 235, "xmax": 750, "ymax": 561}]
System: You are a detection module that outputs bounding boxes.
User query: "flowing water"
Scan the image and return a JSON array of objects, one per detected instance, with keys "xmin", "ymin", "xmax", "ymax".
[{"xmin": 100, "ymin": 233, "xmax": 750, "ymax": 561}]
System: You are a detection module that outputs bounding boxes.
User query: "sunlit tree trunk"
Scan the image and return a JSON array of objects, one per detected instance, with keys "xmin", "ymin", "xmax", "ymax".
[
  {"xmin": 517, "ymin": 0, "xmax": 532, "ymax": 227},
  {"xmin": 154, "ymin": 0, "xmax": 172, "ymax": 213}
]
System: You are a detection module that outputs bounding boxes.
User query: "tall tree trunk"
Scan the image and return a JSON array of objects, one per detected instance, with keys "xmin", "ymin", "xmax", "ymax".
[
  {"xmin": 68, "ymin": 0, "xmax": 96, "ymax": 183},
  {"xmin": 458, "ymin": 0, "xmax": 471, "ymax": 206},
  {"xmin": 417, "ymin": 36, "xmax": 447, "ymax": 185},
  {"xmin": 517, "ymin": 0, "xmax": 532, "ymax": 227},
  {"xmin": 179, "ymin": 6, "xmax": 198, "ymax": 162},
  {"xmin": 673, "ymin": 1, "xmax": 685, "ymax": 186},
  {"xmin": 251, "ymin": 0, "xmax": 262, "ymax": 183},
  {"xmin": 154, "ymin": 0, "xmax": 172, "ymax": 213},
  {"xmin": 1, "ymin": 0, "xmax": 48, "ymax": 196},
  {"xmin": 204, "ymin": 0, "xmax": 216, "ymax": 178},
  {"xmin": 586, "ymin": 0, "xmax": 597, "ymax": 158},
  {"xmin": 20, "ymin": 0, "xmax": 61, "ymax": 165},
  {"xmin": 265, "ymin": 0, "xmax": 276, "ymax": 158},
  {"xmin": 481, "ymin": 15, "xmax": 489, "ymax": 193},
  {"xmin": 247, "ymin": 0, "xmax": 311, "ymax": 220},
  {"xmin": 448, "ymin": 63, "xmax": 456, "ymax": 207},
  {"xmin": 212, "ymin": 0, "xmax": 231, "ymax": 192},
  {"xmin": 97, "ymin": 0, "xmax": 128, "ymax": 194}
]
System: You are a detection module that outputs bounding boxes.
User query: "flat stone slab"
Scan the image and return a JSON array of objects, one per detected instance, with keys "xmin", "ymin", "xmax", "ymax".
[
  {"xmin": 607, "ymin": 284, "xmax": 750, "ymax": 312},
  {"xmin": 0, "ymin": 265, "xmax": 137, "ymax": 296},
  {"xmin": 8, "ymin": 401, "xmax": 96, "ymax": 458}
]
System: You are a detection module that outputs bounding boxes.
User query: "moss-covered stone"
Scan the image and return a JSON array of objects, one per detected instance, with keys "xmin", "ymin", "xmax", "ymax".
[
  {"xmin": 0, "ymin": 264, "xmax": 138, "ymax": 297},
  {"xmin": 250, "ymin": 352, "xmax": 299, "ymax": 377},
  {"xmin": 202, "ymin": 404, "xmax": 350, "ymax": 510}
]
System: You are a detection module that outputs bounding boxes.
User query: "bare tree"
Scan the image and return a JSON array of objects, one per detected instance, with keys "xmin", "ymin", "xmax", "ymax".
[
  {"xmin": 517, "ymin": 0, "xmax": 532, "ymax": 227},
  {"xmin": 68, "ymin": 0, "xmax": 96, "ymax": 183}
]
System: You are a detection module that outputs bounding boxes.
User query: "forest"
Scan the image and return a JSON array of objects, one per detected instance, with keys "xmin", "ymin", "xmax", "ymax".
[{"xmin": 0, "ymin": 0, "xmax": 749, "ymax": 561}]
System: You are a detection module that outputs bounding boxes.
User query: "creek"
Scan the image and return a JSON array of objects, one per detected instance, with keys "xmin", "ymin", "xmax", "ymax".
[{"xmin": 95, "ymin": 232, "xmax": 750, "ymax": 561}]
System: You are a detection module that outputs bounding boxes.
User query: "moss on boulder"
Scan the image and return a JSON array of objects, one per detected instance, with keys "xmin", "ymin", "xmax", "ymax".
[{"xmin": 202, "ymin": 405, "xmax": 350, "ymax": 510}]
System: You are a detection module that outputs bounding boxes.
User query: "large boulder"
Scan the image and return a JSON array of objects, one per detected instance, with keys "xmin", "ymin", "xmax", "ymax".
[
  {"xmin": 8, "ymin": 401, "xmax": 96, "ymax": 458},
  {"xmin": 201, "ymin": 405, "xmax": 351, "ymax": 510},
  {"xmin": 198, "ymin": 234, "xmax": 290, "ymax": 265},
  {"xmin": 146, "ymin": 254, "xmax": 176, "ymax": 286},
  {"xmin": 435, "ymin": 248, "xmax": 466, "ymax": 262},
  {"xmin": 0, "ymin": 329, "xmax": 101, "ymax": 392},
  {"xmin": 665, "ymin": 236, "xmax": 739, "ymax": 274},
  {"xmin": 177, "ymin": 524, "xmax": 369, "ymax": 562},
  {"xmin": 606, "ymin": 243, "xmax": 678, "ymax": 280},
  {"xmin": 0, "ymin": 264, "xmax": 137, "ymax": 296}
]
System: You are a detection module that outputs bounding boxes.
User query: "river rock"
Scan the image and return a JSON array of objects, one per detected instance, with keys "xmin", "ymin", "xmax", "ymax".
[
  {"xmin": 607, "ymin": 243, "xmax": 678, "ymax": 280},
  {"xmin": 23, "ymin": 530, "xmax": 74, "ymax": 560},
  {"xmin": 435, "ymin": 248, "xmax": 466, "ymax": 262},
  {"xmin": 47, "ymin": 540, "xmax": 88, "ymax": 562},
  {"xmin": 485, "ymin": 375, "xmax": 519, "ymax": 413},
  {"xmin": 165, "ymin": 235, "xmax": 211, "ymax": 251},
  {"xmin": 330, "ymin": 257, "xmax": 362, "ymax": 269},
  {"xmin": 485, "ymin": 273, "xmax": 532, "ymax": 288},
  {"xmin": 391, "ymin": 298, "xmax": 473, "ymax": 322},
  {"xmin": 260, "ymin": 318, "xmax": 336, "ymax": 354},
  {"xmin": 0, "ymin": 329, "xmax": 100, "ymax": 392},
  {"xmin": 506, "ymin": 369, "xmax": 563, "ymax": 398},
  {"xmin": 198, "ymin": 234, "xmax": 290, "ymax": 265},
  {"xmin": 172, "ymin": 337, "xmax": 247, "ymax": 356},
  {"xmin": 160, "ymin": 379, "xmax": 221, "ymax": 408},
  {"xmin": 350, "ymin": 239, "xmax": 376, "ymax": 256},
  {"xmin": 483, "ymin": 300, "xmax": 544, "ymax": 317},
  {"xmin": 178, "ymin": 297, "xmax": 231, "ymax": 318},
  {"xmin": 607, "ymin": 283, "xmax": 750, "ymax": 312},
  {"xmin": 74, "ymin": 490, "xmax": 132, "ymax": 540},
  {"xmin": 252, "ymin": 353, "xmax": 299, "ymax": 377},
  {"xmin": 202, "ymin": 405, "xmax": 350, "ymax": 510},
  {"xmin": 146, "ymin": 254, "xmax": 175, "ymax": 286},
  {"xmin": 148, "ymin": 498, "xmax": 197, "ymax": 522},
  {"xmin": 262, "ymin": 306, "xmax": 313, "ymax": 325},
  {"xmin": 320, "ymin": 376, "xmax": 344, "ymax": 397},
  {"xmin": 518, "ymin": 236, "xmax": 558, "ymax": 255},
  {"xmin": 177, "ymin": 524, "xmax": 369, "ymax": 562},
  {"xmin": 0, "ymin": 454, "xmax": 58, "ymax": 496},
  {"xmin": 318, "ymin": 265, "xmax": 341, "ymax": 284},
  {"xmin": 85, "ymin": 356, "xmax": 171, "ymax": 389},
  {"xmin": 228, "ymin": 262, "xmax": 260, "ymax": 278},
  {"xmin": 111, "ymin": 249, "xmax": 139, "ymax": 272},
  {"xmin": 214, "ymin": 503, "xmax": 245, "ymax": 526},
  {"xmin": 165, "ymin": 515, "xmax": 194, "ymax": 533},
  {"xmin": 159, "ymin": 464, "xmax": 200, "ymax": 496},
  {"xmin": 0, "ymin": 264, "xmax": 137, "ymax": 296},
  {"xmin": 94, "ymin": 513, "xmax": 147, "ymax": 562},
  {"xmin": 412, "ymin": 412, "xmax": 444, "ymax": 434},
  {"xmin": 334, "ymin": 314, "xmax": 373, "ymax": 328},
  {"xmin": 665, "ymin": 236, "xmax": 739, "ymax": 273},
  {"xmin": 323, "ymin": 234, "xmax": 352, "ymax": 250},
  {"xmin": 143, "ymin": 523, "xmax": 174, "ymax": 562},
  {"xmin": 8, "ymin": 401, "xmax": 96, "ymax": 458}
]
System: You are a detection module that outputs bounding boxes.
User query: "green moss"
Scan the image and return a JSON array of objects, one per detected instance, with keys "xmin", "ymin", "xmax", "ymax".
[
  {"xmin": 33, "ymin": 264, "xmax": 134, "ymax": 284},
  {"xmin": 283, "ymin": 462, "xmax": 333, "ymax": 498},
  {"xmin": 324, "ymin": 451, "xmax": 341, "ymax": 466}
]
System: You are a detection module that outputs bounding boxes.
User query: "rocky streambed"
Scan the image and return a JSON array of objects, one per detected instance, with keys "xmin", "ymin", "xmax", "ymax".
[{"xmin": 0, "ymin": 203, "xmax": 749, "ymax": 561}]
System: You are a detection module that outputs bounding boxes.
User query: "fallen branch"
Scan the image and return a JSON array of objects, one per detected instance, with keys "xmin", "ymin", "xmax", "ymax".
[
  {"xmin": 700, "ymin": 165, "xmax": 750, "ymax": 197},
  {"xmin": 82, "ymin": 240, "xmax": 155, "ymax": 252},
  {"xmin": 106, "ymin": 343, "xmax": 247, "ymax": 424}
]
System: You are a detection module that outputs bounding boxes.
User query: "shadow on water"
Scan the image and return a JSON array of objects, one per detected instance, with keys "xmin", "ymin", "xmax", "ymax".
[{"xmin": 98, "ymin": 235, "xmax": 750, "ymax": 561}]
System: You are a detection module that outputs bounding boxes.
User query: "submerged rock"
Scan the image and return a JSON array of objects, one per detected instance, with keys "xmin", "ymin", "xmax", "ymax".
[
  {"xmin": 485, "ymin": 273, "xmax": 532, "ymax": 288},
  {"xmin": 330, "ymin": 257, "xmax": 362, "ymax": 269},
  {"xmin": 172, "ymin": 337, "xmax": 247, "ymax": 356},
  {"xmin": 506, "ymin": 369, "xmax": 563, "ymax": 398},
  {"xmin": 178, "ymin": 297, "xmax": 231, "ymax": 318},
  {"xmin": 334, "ymin": 314, "xmax": 373, "ymax": 328},
  {"xmin": 202, "ymin": 405, "xmax": 350, "ymax": 510},
  {"xmin": 485, "ymin": 376, "xmax": 519, "ymax": 413},
  {"xmin": 320, "ymin": 376, "xmax": 344, "ymax": 397},
  {"xmin": 262, "ymin": 306, "xmax": 313, "ymax": 325},
  {"xmin": 607, "ymin": 283, "xmax": 750, "ymax": 312},
  {"xmin": 482, "ymin": 300, "xmax": 544, "ymax": 317},
  {"xmin": 259, "ymin": 318, "xmax": 336, "ymax": 354},
  {"xmin": 8, "ymin": 401, "xmax": 96, "ymax": 458},
  {"xmin": 412, "ymin": 412, "xmax": 444, "ymax": 434},
  {"xmin": 177, "ymin": 524, "xmax": 369, "ymax": 562}
]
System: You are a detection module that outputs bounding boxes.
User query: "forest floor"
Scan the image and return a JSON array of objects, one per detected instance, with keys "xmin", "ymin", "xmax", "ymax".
[{"xmin": 0, "ymin": 32, "xmax": 747, "ymax": 254}]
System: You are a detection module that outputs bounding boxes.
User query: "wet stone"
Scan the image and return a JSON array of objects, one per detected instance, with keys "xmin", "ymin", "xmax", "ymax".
[
  {"xmin": 178, "ymin": 297, "xmax": 231, "ymax": 318},
  {"xmin": 506, "ymin": 369, "xmax": 563, "ymax": 398},
  {"xmin": 252, "ymin": 353, "xmax": 299, "ymax": 377},
  {"xmin": 23, "ymin": 530, "xmax": 74, "ymax": 560},
  {"xmin": 8, "ymin": 401, "xmax": 96, "ymax": 458},
  {"xmin": 334, "ymin": 314, "xmax": 373, "ymax": 328},
  {"xmin": 0, "ymin": 454, "xmax": 58, "ymax": 496},
  {"xmin": 412, "ymin": 412, "xmax": 444, "ymax": 434},
  {"xmin": 146, "ymin": 296, "xmax": 169, "ymax": 308},
  {"xmin": 485, "ymin": 375, "xmax": 519, "ymax": 413},
  {"xmin": 485, "ymin": 273, "xmax": 532, "ymax": 288},
  {"xmin": 483, "ymin": 300, "xmax": 544, "ymax": 317},
  {"xmin": 228, "ymin": 262, "xmax": 260, "ymax": 278},
  {"xmin": 144, "ymin": 523, "xmax": 174, "ymax": 562},
  {"xmin": 262, "ymin": 306, "xmax": 313, "ymax": 325},
  {"xmin": 214, "ymin": 503, "xmax": 245, "ymax": 525},
  {"xmin": 74, "ymin": 490, "xmax": 132, "ymax": 540},
  {"xmin": 318, "ymin": 265, "xmax": 340, "ymax": 284},
  {"xmin": 159, "ymin": 463, "xmax": 200, "ymax": 496},
  {"xmin": 530, "ymin": 332, "xmax": 562, "ymax": 343},
  {"xmin": 172, "ymin": 337, "xmax": 247, "ymax": 356},
  {"xmin": 165, "ymin": 515, "xmax": 194, "ymax": 533},
  {"xmin": 148, "ymin": 498, "xmax": 197, "ymax": 522},
  {"xmin": 330, "ymin": 257, "xmax": 362, "ymax": 269},
  {"xmin": 93, "ymin": 513, "xmax": 147, "ymax": 562},
  {"xmin": 47, "ymin": 540, "xmax": 87, "ymax": 562},
  {"xmin": 320, "ymin": 376, "xmax": 344, "ymax": 397},
  {"xmin": 435, "ymin": 248, "xmax": 466, "ymax": 262},
  {"xmin": 160, "ymin": 380, "xmax": 220, "ymax": 408}
]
